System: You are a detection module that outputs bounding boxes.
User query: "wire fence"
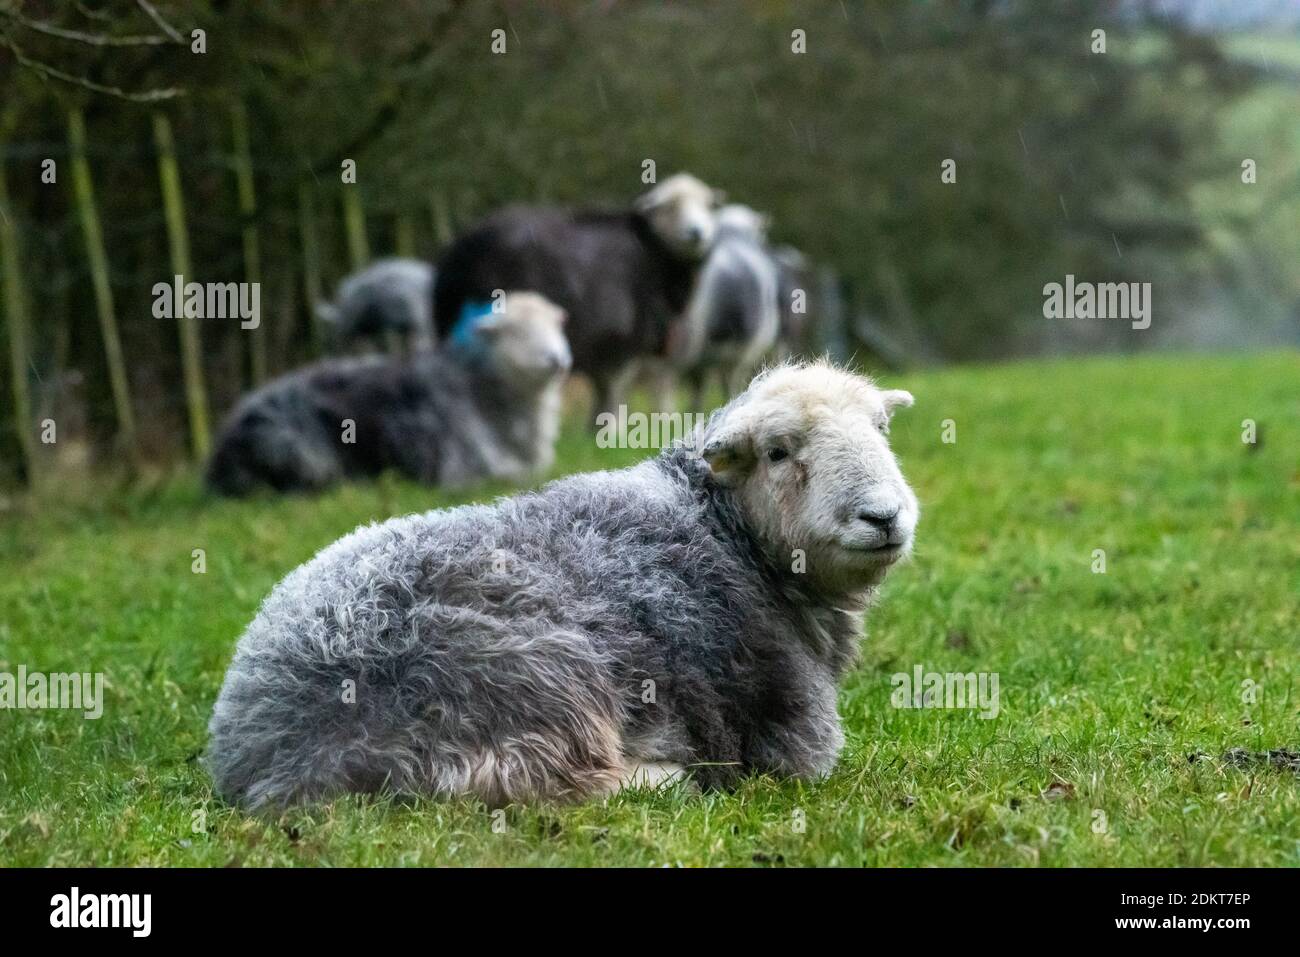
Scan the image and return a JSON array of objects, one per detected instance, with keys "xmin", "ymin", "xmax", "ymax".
[{"xmin": 0, "ymin": 121, "xmax": 475, "ymax": 487}]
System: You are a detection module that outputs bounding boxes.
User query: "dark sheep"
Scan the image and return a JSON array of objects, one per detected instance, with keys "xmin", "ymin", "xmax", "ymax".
[{"xmin": 432, "ymin": 174, "xmax": 720, "ymax": 418}]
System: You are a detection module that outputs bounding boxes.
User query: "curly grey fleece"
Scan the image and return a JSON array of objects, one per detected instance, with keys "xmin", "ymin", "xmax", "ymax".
[
  {"xmin": 205, "ymin": 343, "xmax": 562, "ymax": 496},
  {"xmin": 316, "ymin": 258, "xmax": 435, "ymax": 352},
  {"xmin": 207, "ymin": 363, "xmax": 917, "ymax": 808}
]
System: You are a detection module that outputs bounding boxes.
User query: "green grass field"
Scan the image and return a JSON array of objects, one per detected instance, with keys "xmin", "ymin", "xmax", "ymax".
[{"xmin": 1, "ymin": 352, "xmax": 1296, "ymax": 866}]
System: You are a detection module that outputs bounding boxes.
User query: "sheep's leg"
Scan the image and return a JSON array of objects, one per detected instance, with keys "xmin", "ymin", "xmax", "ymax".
[
  {"xmin": 609, "ymin": 363, "xmax": 639, "ymax": 410},
  {"xmin": 683, "ymin": 368, "xmax": 707, "ymax": 413},
  {"xmin": 647, "ymin": 361, "xmax": 679, "ymax": 413},
  {"xmin": 590, "ymin": 373, "xmax": 612, "ymax": 426},
  {"xmin": 590, "ymin": 363, "xmax": 638, "ymax": 425}
]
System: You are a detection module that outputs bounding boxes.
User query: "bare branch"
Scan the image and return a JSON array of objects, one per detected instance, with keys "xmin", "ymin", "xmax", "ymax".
[
  {"xmin": 73, "ymin": 1, "xmax": 114, "ymax": 22},
  {"xmin": 0, "ymin": 32, "xmax": 185, "ymax": 102},
  {"xmin": 135, "ymin": 0, "xmax": 185, "ymax": 44},
  {"xmin": 2, "ymin": 9, "xmax": 171, "ymax": 46}
]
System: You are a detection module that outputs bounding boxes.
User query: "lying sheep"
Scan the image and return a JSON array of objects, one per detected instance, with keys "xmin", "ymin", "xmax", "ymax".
[
  {"xmin": 675, "ymin": 205, "xmax": 784, "ymax": 408},
  {"xmin": 315, "ymin": 258, "xmax": 435, "ymax": 353},
  {"xmin": 207, "ymin": 360, "xmax": 918, "ymax": 808},
  {"xmin": 432, "ymin": 173, "xmax": 720, "ymax": 418},
  {"xmin": 205, "ymin": 292, "xmax": 570, "ymax": 496}
]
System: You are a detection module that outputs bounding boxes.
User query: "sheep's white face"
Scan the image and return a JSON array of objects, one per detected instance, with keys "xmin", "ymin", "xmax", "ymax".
[
  {"xmin": 699, "ymin": 363, "xmax": 918, "ymax": 597},
  {"xmin": 635, "ymin": 173, "xmax": 722, "ymax": 259},
  {"xmin": 477, "ymin": 292, "xmax": 572, "ymax": 390}
]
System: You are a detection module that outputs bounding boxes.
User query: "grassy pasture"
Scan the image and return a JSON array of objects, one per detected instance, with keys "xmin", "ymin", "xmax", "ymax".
[{"xmin": 0, "ymin": 352, "xmax": 1296, "ymax": 866}]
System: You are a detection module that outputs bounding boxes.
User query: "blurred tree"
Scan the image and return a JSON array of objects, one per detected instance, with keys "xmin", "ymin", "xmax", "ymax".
[{"xmin": 0, "ymin": 0, "xmax": 1274, "ymax": 479}]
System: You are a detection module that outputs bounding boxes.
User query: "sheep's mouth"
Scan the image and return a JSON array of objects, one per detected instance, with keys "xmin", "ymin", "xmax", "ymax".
[{"xmin": 840, "ymin": 542, "xmax": 905, "ymax": 563}]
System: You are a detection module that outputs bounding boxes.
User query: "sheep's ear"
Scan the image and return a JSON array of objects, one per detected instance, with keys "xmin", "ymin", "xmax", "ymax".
[
  {"xmin": 634, "ymin": 183, "xmax": 669, "ymax": 213},
  {"xmin": 881, "ymin": 389, "xmax": 914, "ymax": 419},
  {"xmin": 700, "ymin": 417, "xmax": 756, "ymax": 486}
]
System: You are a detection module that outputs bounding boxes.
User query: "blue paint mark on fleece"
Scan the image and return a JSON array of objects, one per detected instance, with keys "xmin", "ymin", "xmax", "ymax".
[{"xmin": 448, "ymin": 299, "xmax": 496, "ymax": 352}]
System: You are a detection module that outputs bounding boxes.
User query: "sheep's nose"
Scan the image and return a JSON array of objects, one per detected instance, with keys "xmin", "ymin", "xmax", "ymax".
[{"xmin": 857, "ymin": 505, "xmax": 899, "ymax": 533}]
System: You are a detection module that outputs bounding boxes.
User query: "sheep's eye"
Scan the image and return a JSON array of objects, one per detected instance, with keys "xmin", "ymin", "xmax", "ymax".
[{"xmin": 767, "ymin": 447, "xmax": 789, "ymax": 463}]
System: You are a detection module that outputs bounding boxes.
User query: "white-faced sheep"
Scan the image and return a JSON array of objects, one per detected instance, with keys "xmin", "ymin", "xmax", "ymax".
[
  {"xmin": 674, "ymin": 204, "xmax": 785, "ymax": 408},
  {"xmin": 205, "ymin": 292, "xmax": 570, "ymax": 496},
  {"xmin": 316, "ymin": 258, "xmax": 435, "ymax": 353},
  {"xmin": 206, "ymin": 361, "xmax": 918, "ymax": 808},
  {"xmin": 432, "ymin": 173, "xmax": 722, "ymax": 418}
]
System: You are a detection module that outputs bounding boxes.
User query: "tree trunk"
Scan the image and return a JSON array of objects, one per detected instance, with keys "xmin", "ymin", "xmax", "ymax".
[
  {"xmin": 153, "ymin": 112, "xmax": 211, "ymax": 461},
  {"xmin": 395, "ymin": 210, "xmax": 416, "ymax": 258},
  {"xmin": 429, "ymin": 190, "xmax": 453, "ymax": 250},
  {"xmin": 341, "ymin": 187, "xmax": 369, "ymax": 270},
  {"xmin": 230, "ymin": 102, "xmax": 266, "ymax": 385},
  {"xmin": 0, "ymin": 159, "xmax": 38, "ymax": 485},
  {"xmin": 68, "ymin": 107, "xmax": 137, "ymax": 461},
  {"xmin": 298, "ymin": 180, "xmax": 325, "ymax": 356}
]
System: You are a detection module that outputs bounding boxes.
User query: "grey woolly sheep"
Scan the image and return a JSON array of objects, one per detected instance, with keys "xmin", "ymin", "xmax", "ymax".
[
  {"xmin": 674, "ymin": 204, "xmax": 784, "ymax": 407},
  {"xmin": 316, "ymin": 258, "xmax": 436, "ymax": 353},
  {"xmin": 205, "ymin": 291, "xmax": 570, "ymax": 496},
  {"xmin": 206, "ymin": 360, "xmax": 918, "ymax": 808}
]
